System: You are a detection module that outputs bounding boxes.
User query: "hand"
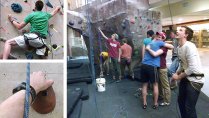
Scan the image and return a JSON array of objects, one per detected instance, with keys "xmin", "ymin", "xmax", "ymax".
[
  {"xmin": 172, "ymin": 73, "xmax": 179, "ymax": 80},
  {"xmin": 30, "ymin": 71, "xmax": 54, "ymax": 94},
  {"xmin": 8, "ymin": 14, "xmax": 13, "ymax": 22},
  {"xmin": 56, "ymin": 6, "xmax": 61, "ymax": 11},
  {"xmin": 145, "ymin": 45, "xmax": 150, "ymax": 50}
]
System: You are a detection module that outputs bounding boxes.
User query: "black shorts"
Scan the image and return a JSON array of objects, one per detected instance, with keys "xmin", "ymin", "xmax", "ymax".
[{"xmin": 140, "ymin": 64, "xmax": 159, "ymax": 83}]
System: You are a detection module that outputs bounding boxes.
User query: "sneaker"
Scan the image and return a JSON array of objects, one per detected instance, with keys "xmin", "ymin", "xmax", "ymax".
[
  {"xmin": 170, "ymin": 80, "xmax": 177, "ymax": 90},
  {"xmin": 159, "ymin": 102, "xmax": 170, "ymax": 106},
  {"xmin": 8, "ymin": 54, "xmax": 17, "ymax": 59},
  {"xmin": 132, "ymin": 75, "xmax": 135, "ymax": 80},
  {"xmin": 116, "ymin": 80, "xmax": 121, "ymax": 83}
]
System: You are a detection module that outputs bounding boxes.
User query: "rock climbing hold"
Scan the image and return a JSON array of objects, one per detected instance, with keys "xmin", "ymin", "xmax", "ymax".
[
  {"xmin": 32, "ymin": 86, "xmax": 56, "ymax": 114},
  {"xmin": 45, "ymin": 0, "xmax": 53, "ymax": 8},
  {"xmin": 11, "ymin": 3, "xmax": 22, "ymax": 13},
  {"xmin": 68, "ymin": 21, "xmax": 74, "ymax": 26},
  {"xmin": 130, "ymin": 18, "xmax": 135, "ymax": 24}
]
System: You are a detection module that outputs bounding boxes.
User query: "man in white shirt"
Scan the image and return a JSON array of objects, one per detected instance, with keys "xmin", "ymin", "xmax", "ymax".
[{"xmin": 172, "ymin": 26, "xmax": 204, "ymax": 118}]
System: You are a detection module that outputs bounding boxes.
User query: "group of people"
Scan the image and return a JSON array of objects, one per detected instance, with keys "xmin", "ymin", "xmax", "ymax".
[
  {"xmin": 142, "ymin": 26, "xmax": 204, "ymax": 118},
  {"xmin": 98, "ymin": 26, "xmax": 204, "ymax": 118},
  {"xmin": 98, "ymin": 28, "xmax": 134, "ymax": 82}
]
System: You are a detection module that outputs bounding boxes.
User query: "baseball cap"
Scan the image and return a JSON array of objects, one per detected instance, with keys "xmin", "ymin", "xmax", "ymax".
[{"xmin": 156, "ymin": 32, "xmax": 166, "ymax": 39}]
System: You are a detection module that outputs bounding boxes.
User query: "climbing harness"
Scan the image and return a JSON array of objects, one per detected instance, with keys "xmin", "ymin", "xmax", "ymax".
[{"xmin": 23, "ymin": 32, "xmax": 49, "ymax": 56}]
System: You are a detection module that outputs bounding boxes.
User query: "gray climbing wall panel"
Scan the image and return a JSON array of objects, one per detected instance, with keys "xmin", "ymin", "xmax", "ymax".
[{"xmin": 0, "ymin": 0, "xmax": 63, "ymax": 59}]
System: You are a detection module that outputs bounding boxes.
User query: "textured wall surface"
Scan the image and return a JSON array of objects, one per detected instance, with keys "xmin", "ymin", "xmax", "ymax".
[
  {"xmin": 0, "ymin": 0, "xmax": 63, "ymax": 59},
  {"xmin": 0, "ymin": 63, "xmax": 63, "ymax": 118}
]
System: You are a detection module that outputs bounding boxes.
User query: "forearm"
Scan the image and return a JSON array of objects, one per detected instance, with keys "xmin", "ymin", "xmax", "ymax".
[
  {"xmin": 177, "ymin": 72, "xmax": 187, "ymax": 80},
  {"xmin": 0, "ymin": 90, "xmax": 32, "ymax": 118},
  {"xmin": 119, "ymin": 48, "xmax": 121, "ymax": 59},
  {"xmin": 51, "ymin": 7, "xmax": 60, "ymax": 16},
  {"xmin": 147, "ymin": 48, "xmax": 157, "ymax": 57},
  {"xmin": 12, "ymin": 21, "xmax": 25, "ymax": 30},
  {"xmin": 99, "ymin": 29, "xmax": 108, "ymax": 40}
]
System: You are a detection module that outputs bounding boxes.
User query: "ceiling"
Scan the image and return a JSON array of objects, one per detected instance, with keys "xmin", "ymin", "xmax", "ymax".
[
  {"xmin": 162, "ymin": 10, "xmax": 209, "ymax": 26},
  {"xmin": 149, "ymin": 0, "xmax": 209, "ymax": 26}
]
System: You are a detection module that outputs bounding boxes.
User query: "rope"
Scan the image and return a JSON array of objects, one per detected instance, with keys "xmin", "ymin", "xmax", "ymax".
[
  {"xmin": 96, "ymin": 0, "xmax": 104, "ymax": 77},
  {"xmin": 168, "ymin": 0, "xmax": 174, "ymax": 26},
  {"xmin": 85, "ymin": 0, "xmax": 101, "ymax": 118},
  {"xmin": 24, "ymin": 63, "xmax": 30, "ymax": 118},
  {"xmin": 85, "ymin": 0, "xmax": 95, "ymax": 83}
]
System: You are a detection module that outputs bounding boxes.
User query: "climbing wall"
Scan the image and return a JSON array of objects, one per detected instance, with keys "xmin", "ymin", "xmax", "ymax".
[
  {"xmin": 67, "ymin": 0, "xmax": 162, "ymax": 64},
  {"xmin": 0, "ymin": 0, "xmax": 63, "ymax": 59},
  {"xmin": 0, "ymin": 63, "xmax": 63, "ymax": 117}
]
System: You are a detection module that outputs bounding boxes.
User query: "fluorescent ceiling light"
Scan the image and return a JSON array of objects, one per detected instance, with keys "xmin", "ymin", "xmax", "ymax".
[{"xmin": 178, "ymin": 18, "xmax": 183, "ymax": 21}]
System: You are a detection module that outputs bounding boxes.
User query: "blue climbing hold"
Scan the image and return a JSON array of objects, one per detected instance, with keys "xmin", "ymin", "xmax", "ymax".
[{"xmin": 11, "ymin": 3, "xmax": 22, "ymax": 13}]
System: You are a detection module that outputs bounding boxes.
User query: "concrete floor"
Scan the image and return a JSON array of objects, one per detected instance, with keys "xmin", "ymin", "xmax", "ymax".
[
  {"xmin": 0, "ymin": 63, "xmax": 63, "ymax": 118},
  {"xmin": 166, "ymin": 48, "xmax": 209, "ymax": 97}
]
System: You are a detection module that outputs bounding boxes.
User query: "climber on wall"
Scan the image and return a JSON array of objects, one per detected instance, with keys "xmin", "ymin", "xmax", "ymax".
[{"xmin": 0, "ymin": 0, "xmax": 60, "ymax": 59}]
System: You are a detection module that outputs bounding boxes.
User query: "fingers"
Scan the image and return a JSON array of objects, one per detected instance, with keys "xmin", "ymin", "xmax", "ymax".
[
  {"xmin": 8, "ymin": 14, "xmax": 12, "ymax": 21},
  {"xmin": 45, "ymin": 79, "xmax": 54, "ymax": 89}
]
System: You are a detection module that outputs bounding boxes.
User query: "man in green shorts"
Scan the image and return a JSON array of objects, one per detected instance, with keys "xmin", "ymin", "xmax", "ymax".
[{"xmin": 0, "ymin": 0, "xmax": 60, "ymax": 59}]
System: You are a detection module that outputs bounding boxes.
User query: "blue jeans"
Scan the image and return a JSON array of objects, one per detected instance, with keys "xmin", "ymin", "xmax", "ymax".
[
  {"xmin": 178, "ymin": 78, "xmax": 202, "ymax": 118},
  {"xmin": 168, "ymin": 57, "xmax": 179, "ymax": 77}
]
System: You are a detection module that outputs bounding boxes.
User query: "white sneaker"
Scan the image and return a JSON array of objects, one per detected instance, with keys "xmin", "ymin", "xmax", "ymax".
[{"xmin": 159, "ymin": 102, "xmax": 170, "ymax": 106}]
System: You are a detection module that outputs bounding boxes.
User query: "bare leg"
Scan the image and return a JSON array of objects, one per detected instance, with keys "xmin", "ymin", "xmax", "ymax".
[
  {"xmin": 0, "ymin": 53, "xmax": 3, "ymax": 59},
  {"xmin": 100, "ymin": 63, "xmax": 104, "ymax": 77},
  {"xmin": 104, "ymin": 59, "xmax": 109, "ymax": 75},
  {"xmin": 153, "ymin": 82, "xmax": 159, "ymax": 105},
  {"xmin": 142, "ymin": 83, "xmax": 148, "ymax": 105},
  {"xmin": 3, "ymin": 39, "xmax": 17, "ymax": 59}
]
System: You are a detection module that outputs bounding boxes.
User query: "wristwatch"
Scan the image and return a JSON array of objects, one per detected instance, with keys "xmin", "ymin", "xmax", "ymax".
[{"xmin": 12, "ymin": 82, "xmax": 37, "ymax": 103}]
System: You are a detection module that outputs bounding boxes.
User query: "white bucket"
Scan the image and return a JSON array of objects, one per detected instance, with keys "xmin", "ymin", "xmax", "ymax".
[{"xmin": 96, "ymin": 78, "xmax": 106, "ymax": 92}]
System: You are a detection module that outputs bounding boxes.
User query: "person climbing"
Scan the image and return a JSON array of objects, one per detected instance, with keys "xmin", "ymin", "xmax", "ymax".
[
  {"xmin": 0, "ymin": 1, "xmax": 61, "ymax": 59},
  {"xmin": 98, "ymin": 28, "xmax": 122, "ymax": 81}
]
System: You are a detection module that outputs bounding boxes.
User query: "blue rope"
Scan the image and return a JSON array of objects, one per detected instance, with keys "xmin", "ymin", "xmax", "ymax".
[
  {"xmin": 24, "ymin": 63, "xmax": 30, "ymax": 118},
  {"xmin": 85, "ymin": 0, "xmax": 101, "ymax": 118}
]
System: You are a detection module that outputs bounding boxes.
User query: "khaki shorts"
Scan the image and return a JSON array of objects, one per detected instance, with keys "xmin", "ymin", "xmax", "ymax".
[{"xmin": 14, "ymin": 33, "xmax": 46, "ymax": 56}]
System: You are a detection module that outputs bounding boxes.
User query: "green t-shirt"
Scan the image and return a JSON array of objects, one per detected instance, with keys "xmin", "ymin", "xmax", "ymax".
[{"xmin": 24, "ymin": 11, "xmax": 52, "ymax": 37}]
